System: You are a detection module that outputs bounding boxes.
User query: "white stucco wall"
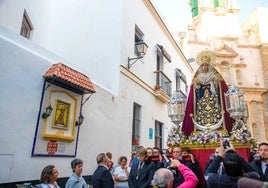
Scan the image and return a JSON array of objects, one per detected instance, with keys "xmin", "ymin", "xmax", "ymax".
[
  {"xmin": 0, "ymin": 27, "xmax": 60, "ymax": 182},
  {"xmin": 42, "ymin": 0, "xmax": 123, "ymax": 94},
  {"xmin": 119, "ymin": 0, "xmax": 192, "ymax": 148},
  {"xmin": 0, "ymin": 26, "xmax": 132, "ymax": 183},
  {"xmin": 0, "ymin": 0, "xmax": 122, "ymax": 95},
  {"xmin": 121, "ymin": 0, "xmax": 192, "ymax": 91},
  {"xmin": 0, "ymin": 30, "xmax": 172, "ymax": 182},
  {"xmin": 0, "ymin": 0, "xmax": 53, "ymax": 44}
]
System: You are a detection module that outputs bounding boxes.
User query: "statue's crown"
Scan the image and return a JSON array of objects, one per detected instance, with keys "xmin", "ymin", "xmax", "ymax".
[{"xmin": 201, "ymin": 55, "xmax": 211, "ymax": 63}]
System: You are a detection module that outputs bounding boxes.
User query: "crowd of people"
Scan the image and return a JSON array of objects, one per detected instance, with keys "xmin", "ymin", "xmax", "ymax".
[{"xmin": 37, "ymin": 141, "xmax": 268, "ymax": 188}]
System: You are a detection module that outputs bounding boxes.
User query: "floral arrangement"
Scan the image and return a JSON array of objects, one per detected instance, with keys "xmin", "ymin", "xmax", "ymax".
[
  {"xmin": 188, "ymin": 130, "xmax": 222, "ymax": 145},
  {"xmin": 166, "ymin": 120, "xmax": 254, "ymax": 147},
  {"xmin": 166, "ymin": 126, "xmax": 224, "ymax": 147},
  {"xmin": 229, "ymin": 119, "xmax": 251, "ymax": 143},
  {"xmin": 166, "ymin": 125, "xmax": 187, "ymax": 147}
]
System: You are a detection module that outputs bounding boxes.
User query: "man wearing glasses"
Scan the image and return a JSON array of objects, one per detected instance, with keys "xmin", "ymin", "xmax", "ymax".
[{"xmin": 113, "ymin": 156, "xmax": 131, "ymax": 188}]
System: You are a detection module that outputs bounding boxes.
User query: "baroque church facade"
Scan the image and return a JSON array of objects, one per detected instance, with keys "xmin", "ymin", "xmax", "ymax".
[{"xmin": 178, "ymin": 0, "xmax": 268, "ymax": 142}]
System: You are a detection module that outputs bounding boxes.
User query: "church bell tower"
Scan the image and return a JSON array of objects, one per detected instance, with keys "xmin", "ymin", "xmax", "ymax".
[{"xmin": 189, "ymin": 0, "xmax": 242, "ymax": 38}]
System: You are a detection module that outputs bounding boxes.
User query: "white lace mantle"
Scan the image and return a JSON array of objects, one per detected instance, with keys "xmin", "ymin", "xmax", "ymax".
[{"xmin": 198, "ymin": 71, "xmax": 215, "ymax": 85}]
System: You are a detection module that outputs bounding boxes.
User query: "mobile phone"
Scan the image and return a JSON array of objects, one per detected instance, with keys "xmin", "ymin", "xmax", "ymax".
[
  {"xmin": 254, "ymin": 155, "xmax": 261, "ymax": 163},
  {"xmin": 222, "ymin": 137, "xmax": 230, "ymax": 149},
  {"xmin": 209, "ymin": 154, "xmax": 215, "ymax": 160}
]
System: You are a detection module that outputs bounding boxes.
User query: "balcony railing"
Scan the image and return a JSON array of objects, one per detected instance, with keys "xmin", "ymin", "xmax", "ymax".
[{"xmin": 154, "ymin": 70, "xmax": 172, "ymax": 96}]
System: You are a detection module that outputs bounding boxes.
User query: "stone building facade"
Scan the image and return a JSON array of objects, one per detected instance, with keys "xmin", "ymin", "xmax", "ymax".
[{"xmin": 179, "ymin": 0, "xmax": 268, "ymax": 142}]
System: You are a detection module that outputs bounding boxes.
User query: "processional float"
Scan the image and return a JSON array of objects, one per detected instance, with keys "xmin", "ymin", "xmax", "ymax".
[{"xmin": 167, "ymin": 55, "xmax": 253, "ymax": 149}]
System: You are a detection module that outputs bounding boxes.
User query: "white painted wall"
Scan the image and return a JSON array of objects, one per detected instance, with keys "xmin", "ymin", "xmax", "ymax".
[
  {"xmin": 0, "ymin": 28, "xmax": 131, "ymax": 182},
  {"xmin": 0, "ymin": 27, "xmax": 61, "ymax": 182},
  {"xmin": 42, "ymin": 0, "xmax": 123, "ymax": 94},
  {"xmin": 0, "ymin": 0, "xmax": 53, "ymax": 44},
  {"xmin": 121, "ymin": 0, "xmax": 192, "ymax": 90},
  {"xmin": 0, "ymin": 0, "xmax": 122, "ymax": 95}
]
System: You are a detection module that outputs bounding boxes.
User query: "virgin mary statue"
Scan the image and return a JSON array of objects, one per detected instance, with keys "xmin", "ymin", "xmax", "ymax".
[{"xmin": 181, "ymin": 56, "xmax": 234, "ymax": 136}]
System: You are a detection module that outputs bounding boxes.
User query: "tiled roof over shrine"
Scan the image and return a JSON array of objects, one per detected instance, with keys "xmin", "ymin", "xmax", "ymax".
[{"xmin": 44, "ymin": 63, "xmax": 95, "ymax": 94}]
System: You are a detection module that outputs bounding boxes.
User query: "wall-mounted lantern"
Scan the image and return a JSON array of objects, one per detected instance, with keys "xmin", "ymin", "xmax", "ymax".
[
  {"xmin": 128, "ymin": 40, "xmax": 148, "ymax": 69},
  {"xmin": 75, "ymin": 114, "xmax": 84, "ymax": 126},
  {"xmin": 42, "ymin": 104, "xmax": 53, "ymax": 119}
]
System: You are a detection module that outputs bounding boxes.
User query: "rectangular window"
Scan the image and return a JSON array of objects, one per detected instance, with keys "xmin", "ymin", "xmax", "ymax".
[
  {"xmin": 132, "ymin": 103, "xmax": 141, "ymax": 151},
  {"xmin": 154, "ymin": 121, "xmax": 163, "ymax": 149},
  {"xmin": 176, "ymin": 69, "xmax": 187, "ymax": 94},
  {"xmin": 20, "ymin": 9, "xmax": 33, "ymax": 39}
]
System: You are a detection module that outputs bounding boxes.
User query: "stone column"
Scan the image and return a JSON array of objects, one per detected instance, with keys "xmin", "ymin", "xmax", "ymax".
[{"xmin": 260, "ymin": 44, "xmax": 268, "ymax": 140}]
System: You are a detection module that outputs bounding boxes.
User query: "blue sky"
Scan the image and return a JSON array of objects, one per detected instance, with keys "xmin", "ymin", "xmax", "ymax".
[{"xmin": 152, "ymin": 0, "xmax": 268, "ymax": 33}]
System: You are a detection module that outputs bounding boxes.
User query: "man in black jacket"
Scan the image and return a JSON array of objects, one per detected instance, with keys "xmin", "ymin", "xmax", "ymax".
[
  {"xmin": 128, "ymin": 146, "xmax": 155, "ymax": 188},
  {"xmin": 170, "ymin": 146, "xmax": 184, "ymax": 188},
  {"xmin": 92, "ymin": 153, "xmax": 114, "ymax": 188},
  {"xmin": 181, "ymin": 147, "xmax": 201, "ymax": 187},
  {"xmin": 171, "ymin": 146, "xmax": 200, "ymax": 188},
  {"xmin": 205, "ymin": 142, "xmax": 259, "ymax": 188},
  {"xmin": 250, "ymin": 142, "xmax": 268, "ymax": 181}
]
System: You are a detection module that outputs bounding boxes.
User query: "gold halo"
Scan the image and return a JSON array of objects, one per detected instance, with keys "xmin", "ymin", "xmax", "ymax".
[{"xmin": 196, "ymin": 50, "xmax": 216, "ymax": 65}]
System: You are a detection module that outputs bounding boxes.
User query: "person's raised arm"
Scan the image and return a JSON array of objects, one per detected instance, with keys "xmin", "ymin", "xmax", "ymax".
[
  {"xmin": 206, "ymin": 141, "xmax": 230, "ymax": 175},
  {"xmin": 170, "ymin": 159, "xmax": 198, "ymax": 188}
]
